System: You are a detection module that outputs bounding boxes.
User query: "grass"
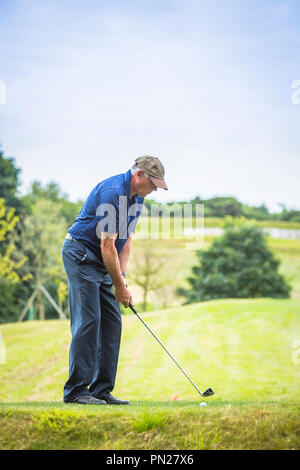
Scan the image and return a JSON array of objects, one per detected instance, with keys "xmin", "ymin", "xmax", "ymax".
[
  {"xmin": 268, "ymin": 238, "xmax": 300, "ymax": 299},
  {"xmin": 0, "ymin": 401, "xmax": 299, "ymax": 450},
  {"xmin": 0, "ymin": 298, "xmax": 300, "ymax": 449},
  {"xmin": 203, "ymin": 218, "xmax": 300, "ymax": 229},
  {"xmin": 128, "ymin": 236, "xmax": 300, "ymax": 307},
  {"xmin": 135, "ymin": 216, "xmax": 300, "ymax": 234}
]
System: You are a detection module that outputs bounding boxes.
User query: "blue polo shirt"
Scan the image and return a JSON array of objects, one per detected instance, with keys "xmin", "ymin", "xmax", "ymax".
[{"xmin": 68, "ymin": 169, "xmax": 144, "ymax": 260}]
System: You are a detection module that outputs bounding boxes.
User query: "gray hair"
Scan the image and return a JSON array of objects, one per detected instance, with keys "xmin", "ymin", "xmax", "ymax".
[{"xmin": 131, "ymin": 163, "xmax": 149, "ymax": 177}]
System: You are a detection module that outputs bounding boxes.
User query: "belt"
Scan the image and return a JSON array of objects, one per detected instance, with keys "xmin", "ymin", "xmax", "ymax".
[
  {"xmin": 65, "ymin": 233, "xmax": 81, "ymax": 242},
  {"xmin": 65, "ymin": 233, "xmax": 104, "ymax": 265},
  {"xmin": 65, "ymin": 233, "xmax": 87, "ymax": 250}
]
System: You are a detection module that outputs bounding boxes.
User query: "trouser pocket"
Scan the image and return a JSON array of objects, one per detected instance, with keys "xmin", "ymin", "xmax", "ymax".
[{"xmin": 62, "ymin": 240, "xmax": 87, "ymax": 264}]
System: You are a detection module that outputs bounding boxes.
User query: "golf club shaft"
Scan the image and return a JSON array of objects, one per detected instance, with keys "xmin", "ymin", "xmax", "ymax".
[{"xmin": 129, "ymin": 304, "xmax": 204, "ymax": 397}]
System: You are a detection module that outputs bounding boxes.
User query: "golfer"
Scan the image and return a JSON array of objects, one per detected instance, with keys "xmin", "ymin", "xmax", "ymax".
[{"xmin": 62, "ymin": 156, "xmax": 168, "ymax": 405}]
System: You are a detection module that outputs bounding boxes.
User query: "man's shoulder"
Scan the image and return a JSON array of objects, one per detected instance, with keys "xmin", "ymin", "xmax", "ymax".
[{"xmin": 94, "ymin": 173, "xmax": 126, "ymax": 195}]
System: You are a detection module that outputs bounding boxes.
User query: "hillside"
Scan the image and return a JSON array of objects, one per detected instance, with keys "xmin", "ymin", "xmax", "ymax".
[
  {"xmin": 1, "ymin": 298, "xmax": 299, "ymax": 402},
  {"xmin": 0, "ymin": 298, "xmax": 299, "ymax": 450},
  {"xmin": 126, "ymin": 236, "xmax": 300, "ymax": 309}
]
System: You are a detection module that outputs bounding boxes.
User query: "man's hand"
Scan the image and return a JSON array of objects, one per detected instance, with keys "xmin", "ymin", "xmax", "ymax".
[{"xmin": 115, "ymin": 284, "xmax": 133, "ymax": 308}]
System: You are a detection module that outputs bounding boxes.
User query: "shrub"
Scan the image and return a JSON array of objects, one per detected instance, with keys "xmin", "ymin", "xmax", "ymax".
[{"xmin": 177, "ymin": 217, "xmax": 291, "ymax": 303}]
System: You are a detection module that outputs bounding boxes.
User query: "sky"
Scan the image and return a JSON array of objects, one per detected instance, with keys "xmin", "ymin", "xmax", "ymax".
[{"xmin": 0, "ymin": 0, "xmax": 299, "ymax": 212}]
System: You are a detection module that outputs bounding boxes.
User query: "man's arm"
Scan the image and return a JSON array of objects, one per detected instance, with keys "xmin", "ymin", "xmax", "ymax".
[
  {"xmin": 118, "ymin": 234, "xmax": 133, "ymax": 275},
  {"xmin": 100, "ymin": 233, "xmax": 133, "ymax": 307}
]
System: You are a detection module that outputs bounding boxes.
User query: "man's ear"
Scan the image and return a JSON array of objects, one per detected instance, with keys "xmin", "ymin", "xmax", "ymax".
[{"xmin": 136, "ymin": 169, "xmax": 144, "ymax": 177}]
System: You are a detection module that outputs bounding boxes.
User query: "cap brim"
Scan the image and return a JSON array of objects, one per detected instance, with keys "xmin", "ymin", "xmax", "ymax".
[{"xmin": 150, "ymin": 176, "xmax": 168, "ymax": 190}]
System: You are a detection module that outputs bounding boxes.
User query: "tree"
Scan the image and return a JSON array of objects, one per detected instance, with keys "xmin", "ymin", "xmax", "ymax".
[
  {"xmin": 0, "ymin": 147, "xmax": 32, "ymax": 323},
  {"xmin": 177, "ymin": 217, "xmax": 291, "ymax": 303},
  {"xmin": 241, "ymin": 203, "xmax": 270, "ymax": 220},
  {"xmin": 128, "ymin": 240, "xmax": 169, "ymax": 311},
  {"xmin": 21, "ymin": 180, "xmax": 84, "ymax": 227},
  {"xmin": 0, "ymin": 198, "xmax": 30, "ymax": 323},
  {"xmin": 204, "ymin": 197, "xmax": 243, "ymax": 218},
  {"xmin": 0, "ymin": 198, "xmax": 28, "ymax": 282},
  {"xmin": 17, "ymin": 198, "xmax": 68, "ymax": 320},
  {"xmin": 0, "ymin": 147, "xmax": 24, "ymax": 215}
]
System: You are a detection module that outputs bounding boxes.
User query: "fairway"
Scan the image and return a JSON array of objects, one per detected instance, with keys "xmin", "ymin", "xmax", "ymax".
[
  {"xmin": 0, "ymin": 298, "xmax": 300, "ymax": 449},
  {"xmin": 127, "ymin": 236, "xmax": 300, "ymax": 308},
  {"xmin": 0, "ymin": 400, "xmax": 299, "ymax": 450}
]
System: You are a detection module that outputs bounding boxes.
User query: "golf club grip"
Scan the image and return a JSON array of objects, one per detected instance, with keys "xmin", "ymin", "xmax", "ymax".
[{"xmin": 128, "ymin": 304, "xmax": 203, "ymax": 397}]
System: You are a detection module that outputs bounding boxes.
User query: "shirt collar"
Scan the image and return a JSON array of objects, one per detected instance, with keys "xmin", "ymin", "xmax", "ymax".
[
  {"xmin": 124, "ymin": 168, "xmax": 142, "ymax": 204},
  {"xmin": 124, "ymin": 169, "xmax": 131, "ymax": 200}
]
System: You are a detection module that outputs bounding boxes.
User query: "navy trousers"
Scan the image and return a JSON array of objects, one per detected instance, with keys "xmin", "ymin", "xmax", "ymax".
[{"xmin": 62, "ymin": 238, "xmax": 122, "ymax": 401}]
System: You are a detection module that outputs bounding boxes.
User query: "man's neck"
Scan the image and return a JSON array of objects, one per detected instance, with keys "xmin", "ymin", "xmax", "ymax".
[{"xmin": 130, "ymin": 178, "xmax": 137, "ymax": 200}]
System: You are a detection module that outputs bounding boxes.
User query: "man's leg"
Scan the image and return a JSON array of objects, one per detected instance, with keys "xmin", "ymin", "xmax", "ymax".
[
  {"xmin": 89, "ymin": 274, "xmax": 122, "ymax": 397},
  {"xmin": 62, "ymin": 240, "xmax": 103, "ymax": 402}
]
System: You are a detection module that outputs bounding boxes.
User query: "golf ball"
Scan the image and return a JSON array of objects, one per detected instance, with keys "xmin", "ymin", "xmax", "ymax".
[{"xmin": 200, "ymin": 402, "xmax": 207, "ymax": 407}]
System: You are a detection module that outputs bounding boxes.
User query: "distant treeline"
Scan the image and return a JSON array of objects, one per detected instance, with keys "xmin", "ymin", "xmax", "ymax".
[
  {"xmin": 0, "ymin": 145, "xmax": 298, "ymax": 323},
  {"xmin": 144, "ymin": 197, "xmax": 300, "ymax": 222}
]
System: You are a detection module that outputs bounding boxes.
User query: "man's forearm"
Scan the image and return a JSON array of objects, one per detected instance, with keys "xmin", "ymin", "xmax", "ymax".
[
  {"xmin": 101, "ymin": 244, "xmax": 124, "ymax": 289},
  {"xmin": 118, "ymin": 235, "xmax": 132, "ymax": 274}
]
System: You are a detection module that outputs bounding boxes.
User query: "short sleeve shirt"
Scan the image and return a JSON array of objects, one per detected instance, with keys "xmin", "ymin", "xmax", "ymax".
[{"xmin": 68, "ymin": 169, "xmax": 144, "ymax": 260}]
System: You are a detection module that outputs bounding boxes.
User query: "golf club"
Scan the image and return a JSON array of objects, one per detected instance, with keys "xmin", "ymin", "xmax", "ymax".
[{"xmin": 129, "ymin": 304, "xmax": 214, "ymax": 398}]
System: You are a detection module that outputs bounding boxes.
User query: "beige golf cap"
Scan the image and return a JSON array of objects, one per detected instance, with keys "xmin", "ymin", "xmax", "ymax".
[{"xmin": 135, "ymin": 155, "xmax": 168, "ymax": 190}]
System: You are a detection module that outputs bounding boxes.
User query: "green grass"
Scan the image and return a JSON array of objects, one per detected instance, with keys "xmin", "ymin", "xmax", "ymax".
[
  {"xmin": 0, "ymin": 401, "xmax": 299, "ymax": 450},
  {"xmin": 135, "ymin": 216, "xmax": 300, "ymax": 234},
  {"xmin": 268, "ymin": 238, "xmax": 300, "ymax": 299},
  {"xmin": 131, "ymin": 218, "xmax": 300, "ymax": 309},
  {"xmin": 0, "ymin": 298, "xmax": 300, "ymax": 449},
  {"xmin": 128, "ymin": 236, "xmax": 300, "ymax": 307},
  {"xmin": 203, "ymin": 218, "xmax": 300, "ymax": 229}
]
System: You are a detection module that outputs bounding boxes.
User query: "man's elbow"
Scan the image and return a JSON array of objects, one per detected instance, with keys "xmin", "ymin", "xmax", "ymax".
[{"xmin": 100, "ymin": 233, "xmax": 117, "ymax": 253}]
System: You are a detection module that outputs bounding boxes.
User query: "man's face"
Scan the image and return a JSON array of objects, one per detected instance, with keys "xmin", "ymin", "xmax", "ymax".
[{"xmin": 136, "ymin": 171, "xmax": 158, "ymax": 197}]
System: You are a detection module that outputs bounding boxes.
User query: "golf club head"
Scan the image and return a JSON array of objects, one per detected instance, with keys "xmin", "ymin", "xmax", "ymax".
[{"xmin": 202, "ymin": 387, "xmax": 215, "ymax": 397}]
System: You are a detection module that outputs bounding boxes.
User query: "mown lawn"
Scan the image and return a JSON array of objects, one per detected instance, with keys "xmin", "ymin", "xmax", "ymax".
[
  {"xmin": 0, "ymin": 401, "xmax": 299, "ymax": 450},
  {"xmin": 0, "ymin": 298, "xmax": 299, "ymax": 449},
  {"xmin": 128, "ymin": 236, "xmax": 300, "ymax": 307}
]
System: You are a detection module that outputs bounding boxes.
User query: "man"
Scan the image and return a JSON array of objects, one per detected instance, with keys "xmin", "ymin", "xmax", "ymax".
[{"xmin": 62, "ymin": 156, "xmax": 168, "ymax": 405}]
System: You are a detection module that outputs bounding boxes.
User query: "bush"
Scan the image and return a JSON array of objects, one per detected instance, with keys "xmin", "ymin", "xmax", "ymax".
[{"xmin": 177, "ymin": 218, "xmax": 291, "ymax": 303}]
